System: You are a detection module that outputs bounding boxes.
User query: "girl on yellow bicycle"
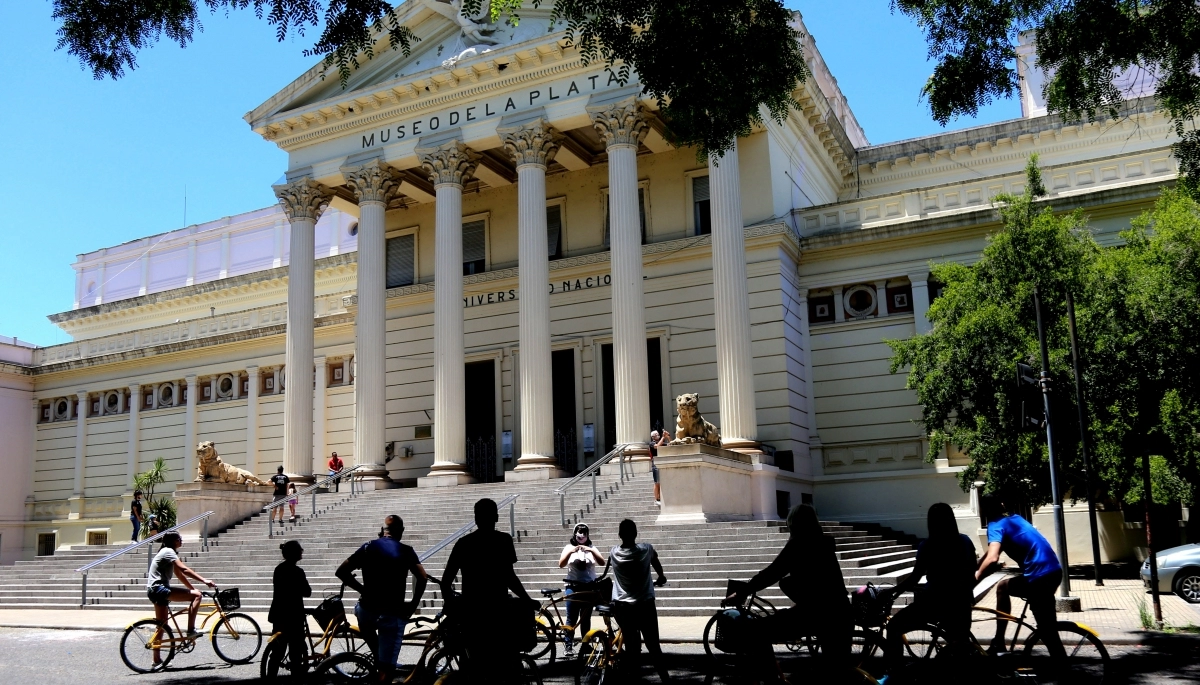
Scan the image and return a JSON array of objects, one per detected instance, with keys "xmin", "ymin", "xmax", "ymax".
[{"xmin": 146, "ymin": 533, "xmax": 216, "ymax": 644}]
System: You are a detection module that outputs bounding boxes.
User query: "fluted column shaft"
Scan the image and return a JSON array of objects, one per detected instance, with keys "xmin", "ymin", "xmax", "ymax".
[
  {"xmin": 73, "ymin": 390, "xmax": 87, "ymax": 496},
  {"xmin": 909, "ymin": 273, "xmax": 932, "ymax": 334},
  {"xmin": 315, "ymin": 356, "xmax": 327, "ymax": 475},
  {"xmin": 501, "ymin": 121, "xmax": 560, "ymax": 471},
  {"xmin": 274, "ymin": 177, "xmax": 331, "ymax": 481},
  {"xmin": 344, "ymin": 161, "xmax": 398, "ymax": 474},
  {"xmin": 184, "ymin": 375, "xmax": 197, "ymax": 478},
  {"xmin": 708, "ymin": 143, "xmax": 758, "ymax": 447},
  {"xmin": 246, "ymin": 367, "xmax": 260, "ymax": 476},
  {"xmin": 417, "ymin": 141, "xmax": 478, "ymax": 482},
  {"xmin": 127, "ymin": 383, "xmax": 140, "ymax": 489}
]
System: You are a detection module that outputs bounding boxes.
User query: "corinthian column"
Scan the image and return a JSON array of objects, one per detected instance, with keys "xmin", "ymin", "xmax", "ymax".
[
  {"xmin": 589, "ymin": 98, "xmax": 652, "ymax": 463},
  {"xmin": 708, "ymin": 142, "xmax": 759, "ymax": 450},
  {"xmin": 343, "ymin": 160, "xmax": 400, "ymax": 481},
  {"xmin": 273, "ymin": 176, "xmax": 332, "ymax": 482},
  {"xmin": 416, "ymin": 141, "xmax": 478, "ymax": 487},
  {"xmin": 500, "ymin": 120, "xmax": 562, "ymax": 479},
  {"xmin": 126, "ymin": 383, "xmax": 141, "ymax": 491},
  {"xmin": 73, "ymin": 390, "xmax": 88, "ymax": 498}
]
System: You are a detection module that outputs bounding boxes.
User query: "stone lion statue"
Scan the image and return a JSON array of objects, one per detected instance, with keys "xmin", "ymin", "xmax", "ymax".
[
  {"xmin": 669, "ymin": 393, "xmax": 721, "ymax": 447},
  {"xmin": 194, "ymin": 441, "xmax": 270, "ymax": 485}
]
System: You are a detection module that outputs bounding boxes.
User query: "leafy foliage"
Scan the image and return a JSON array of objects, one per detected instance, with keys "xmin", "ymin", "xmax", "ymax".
[
  {"xmin": 53, "ymin": 0, "xmax": 807, "ymax": 158},
  {"xmin": 889, "ymin": 160, "xmax": 1200, "ymax": 508},
  {"xmin": 892, "ymin": 0, "xmax": 1200, "ymax": 194},
  {"xmin": 133, "ymin": 457, "xmax": 177, "ymax": 534},
  {"xmin": 53, "ymin": 0, "xmax": 418, "ymax": 86}
]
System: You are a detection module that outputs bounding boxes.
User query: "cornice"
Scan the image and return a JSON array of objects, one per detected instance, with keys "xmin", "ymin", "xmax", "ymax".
[
  {"xmin": 50, "ymin": 252, "xmax": 359, "ymax": 327},
  {"xmin": 0, "ymin": 361, "xmax": 33, "ymax": 376}
]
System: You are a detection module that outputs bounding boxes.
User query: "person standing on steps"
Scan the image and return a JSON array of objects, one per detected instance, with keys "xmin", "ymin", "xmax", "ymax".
[
  {"xmin": 327, "ymin": 451, "xmax": 344, "ymax": 492},
  {"xmin": 269, "ymin": 466, "xmax": 289, "ymax": 528},
  {"xmin": 607, "ymin": 518, "xmax": 671, "ymax": 683},
  {"xmin": 558, "ymin": 522, "xmax": 605, "ymax": 655},
  {"xmin": 130, "ymin": 490, "xmax": 145, "ymax": 542},
  {"xmin": 337, "ymin": 514, "xmax": 427, "ymax": 684},
  {"xmin": 649, "ymin": 430, "xmax": 669, "ymax": 505},
  {"xmin": 727, "ymin": 504, "xmax": 851, "ymax": 683},
  {"xmin": 977, "ymin": 493, "xmax": 1066, "ymax": 659},
  {"xmin": 443, "ymin": 498, "xmax": 536, "ymax": 684},
  {"xmin": 269, "ymin": 540, "xmax": 311, "ymax": 677}
]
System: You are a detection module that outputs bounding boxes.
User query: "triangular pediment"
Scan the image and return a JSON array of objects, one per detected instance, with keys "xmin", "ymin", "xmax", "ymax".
[{"xmin": 246, "ymin": 0, "xmax": 567, "ymax": 130}]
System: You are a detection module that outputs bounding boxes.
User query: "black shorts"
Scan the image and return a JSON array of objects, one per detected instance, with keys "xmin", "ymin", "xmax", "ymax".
[
  {"xmin": 147, "ymin": 584, "xmax": 172, "ymax": 606},
  {"xmin": 652, "ymin": 465, "xmax": 660, "ymax": 483}
]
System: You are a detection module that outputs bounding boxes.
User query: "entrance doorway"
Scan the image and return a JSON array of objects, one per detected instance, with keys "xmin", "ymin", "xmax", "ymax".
[
  {"xmin": 601, "ymin": 338, "xmax": 666, "ymax": 454},
  {"xmin": 551, "ymin": 349, "xmax": 577, "ymax": 473},
  {"xmin": 464, "ymin": 359, "xmax": 497, "ymax": 482}
]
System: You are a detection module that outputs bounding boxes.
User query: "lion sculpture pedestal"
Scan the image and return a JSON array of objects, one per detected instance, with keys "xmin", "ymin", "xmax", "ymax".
[
  {"xmin": 653, "ymin": 443, "xmax": 790, "ymax": 525},
  {"xmin": 175, "ymin": 442, "xmax": 273, "ymax": 541}
]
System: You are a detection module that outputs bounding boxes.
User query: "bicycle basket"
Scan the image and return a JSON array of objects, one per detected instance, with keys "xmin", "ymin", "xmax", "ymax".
[
  {"xmin": 217, "ymin": 588, "xmax": 241, "ymax": 611},
  {"xmin": 714, "ymin": 607, "xmax": 755, "ymax": 653},
  {"xmin": 851, "ymin": 583, "xmax": 889, "ymax": 628},
  {"xmin": 311, "ymin": 594, "xmax": 345, "ymax": 630}
]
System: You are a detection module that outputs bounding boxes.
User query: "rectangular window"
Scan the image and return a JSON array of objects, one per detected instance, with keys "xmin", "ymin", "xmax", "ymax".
[
  {"xmin": 385, "ymin": 233, "xmax": 416, "ymax": 288},
  {"xmin": 547, "ymin": 204, "xmax": 563, "ymax": 260},
  {"xmin": 603, "ymin": 188, "xmax": 647, "ymax": 248},
  {"xmin": 37, "ymin": 533, "xmax": 55, "ymax": 556},
  {"xmin": 692, "ymin": 175, "xmax": 712, "ymax": 236},
  {"xmin": 462, "ymin": 220, "xmax": 486, "ymax": 275},
  {"xmin": 87, "ymin": 531, "xmax": 108, "ymax": 546}
]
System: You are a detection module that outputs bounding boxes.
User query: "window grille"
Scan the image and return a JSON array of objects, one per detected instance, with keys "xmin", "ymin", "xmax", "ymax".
[{"xmin": 385, "ymin": 233, "xmax": 415, "ymax": 288}]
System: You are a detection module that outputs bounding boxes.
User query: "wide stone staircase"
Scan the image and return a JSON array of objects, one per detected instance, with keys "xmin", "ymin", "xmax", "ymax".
[{"xmin": 0, "ymin": 471, "xmax": 919, "ymax": 616}]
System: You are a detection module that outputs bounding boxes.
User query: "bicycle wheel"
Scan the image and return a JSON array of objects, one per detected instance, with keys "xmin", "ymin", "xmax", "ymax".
[
  {"xmin": 260, "ymin": 637, "xmax": 294, "ymax": 681},
  {"xmin": 429, "ymin": 647, "xmax": 462, "ymax": 679},
  {"xmin": 314, "ymin": 650, "xmax": 376, "ymax": 683},
  {"xmin": 899, "ymin": 624, "xmax": 949, "ymax": 660},
  {"xmin": 1021, "ymin": 622, "xmax": 1109, "ymax": 685},
  {"xmin": 526, "ymin": 611, "xmax": 556, "ymax": 663},
  {"xmin": 574, "ymin": 631, "xmax": 610, "ymax": 685},
  {"xmin": 850, "ymin": 629, "xmax": 884, "ymax": 667},
  {"xmin": 120, "ymin": 618, "xmax": 175, "ymax": 673},
  {"xmin": 332, "ymin": 623, "xmax": 369, "ymax": 655},
  {"xmin": 211, "ymin": 612, "xmax": 263, "ymax": 664},
  {"xmin": 702, "ymin": 613, "xmax": 720, "ymax": 660},
  {"xmin": 520, "ymin": 655, "xmax": 544, "ymax": 685}
]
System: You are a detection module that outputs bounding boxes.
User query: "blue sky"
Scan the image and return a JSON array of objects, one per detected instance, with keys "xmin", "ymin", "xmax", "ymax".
[{"xmin": 0, "ymin": 1, "xmax": 1020, "ymax": 346}]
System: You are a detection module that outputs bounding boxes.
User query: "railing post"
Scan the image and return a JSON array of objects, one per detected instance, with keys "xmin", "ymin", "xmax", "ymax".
[
  {"xmin": 592, "ymin": 471, "xmax": 597, "ymax": 504},
  {"xmin": 560, "ymin": 493, "xmax": 566, "ymax": 527},
  {"xmin": 509, "ymin": 500, "xmax": 516, "ymax": 538},
  {"xmin": 147, "ymin": 542, "xmax": 153, "ymax": 576},
  {"xmin": 312, "ymin": 489, "xmax": 317, "ymax": 518},
  {"xmin": 80, "ymin": 572, "xmax": 87, "ymax": 607},
  {"xmin": 268, "ymin": 515, "xmax": 273, "ymax": 538},
  {"xmin": 202, "ymin": 517, "xmax": 209, "ymax": 551}
]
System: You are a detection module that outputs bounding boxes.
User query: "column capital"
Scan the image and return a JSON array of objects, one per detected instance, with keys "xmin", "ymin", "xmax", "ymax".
[
  {"xmin": 416, "ymin": 140, "xmax": 479, "ymax": 187},
  {"xmin": 128, "ymin": 382, "xmax": 141, "ymax": 392},
  {"xmin": 246, "ymin": 365, "xmax": 260, "ymax": 378},
  {"xmin": 273, "ymin": 177, "xmax": 333, "ymax": 222},
  {"xmin": 342, "ymin": 159, "xmax": 401, "ymax": 205},
  {"xmin": 587, "ymin": 97, "xmax": 651, "ymax": 149},
  {"xmin": 907, "ymin": 272, "xmax": 930, "ymax": 286},
  {"xmin": 314, "ymin": 355, "xmax": 327, "ymax": 367},
  {"xmin": 498, "ymin": 119, "xmax": 561, "ymax": 169},
  {"xmin": 185, "ymin": 374, "xmax": 197, "ymax": 387},
  {"xmin": 75, "ymin": 389, "xmax": 88, "ymax": 400}
]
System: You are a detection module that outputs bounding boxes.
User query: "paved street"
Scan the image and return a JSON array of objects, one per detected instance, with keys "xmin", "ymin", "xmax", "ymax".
[{"xmin": 2, "ymin": 626, "xmax": 1197, "ymax": 684}]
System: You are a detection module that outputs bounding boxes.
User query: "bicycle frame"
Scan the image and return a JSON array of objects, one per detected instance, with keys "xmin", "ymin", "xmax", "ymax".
[
  {"xmin": 538, "ymin": 587, "xmax": 607, "ymax": 637},
  {"xmin": 971, "ymin": 599, "xmax": 1101, "ymax": 653}
]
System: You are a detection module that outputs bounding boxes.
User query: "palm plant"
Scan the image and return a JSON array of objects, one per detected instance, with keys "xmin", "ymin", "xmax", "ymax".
[{"xmin": 132, "ymin": 458, "xmax": 177, "ymax": 536}]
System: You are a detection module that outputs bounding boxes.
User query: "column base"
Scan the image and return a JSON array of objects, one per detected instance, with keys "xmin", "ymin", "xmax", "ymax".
[
  {"xmin": 417, "ymin": 472, "xmax": 476, "ymax": 488},
  {"xmin": 347, "ymin": 464, "xmax": 395, "ymax": 490},
  {"xmin": 286, "ymin": 474, "xmax": 316, "ymax": 485},
  {"xmin": 67, "ymin": 496, "xmax": 84, "ymax": 520},
  {"xmin": 720, "ymin": 438, "xmax": 762, "ymax": 456},
  {"xmin": 504, "ymin": 466, "xmax": 568, "ymax": 482}
]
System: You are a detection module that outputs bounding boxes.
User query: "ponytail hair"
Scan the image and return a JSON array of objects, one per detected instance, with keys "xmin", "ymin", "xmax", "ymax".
[{"xmin": 160, "ymin": 532, "xmax": 181, "ymax": 549}]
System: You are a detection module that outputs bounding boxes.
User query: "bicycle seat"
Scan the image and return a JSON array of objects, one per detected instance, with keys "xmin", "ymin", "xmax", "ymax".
[
  {"xmin": 596, "ymin": 605, "xmax": 613, "ymax": 616},
  {"xmin": 540, "ymin": 588, "xmax": 562, "ymax": 597}
]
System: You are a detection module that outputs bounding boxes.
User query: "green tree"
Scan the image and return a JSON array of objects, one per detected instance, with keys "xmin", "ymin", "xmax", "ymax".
[
  {"xmin": 51, "ymin": 0, "xmax": 808, "ymax": 158},
  {"xmin": 893, "ymin": 0, "xmax": 1200, "ymax": 193},
  {"xmin": 887, "ymin": 155, "xmax": 1098, "ymax": 505},
  {"xmin": 133, "ymin": 457, "xmax": 177, "ymax": 535}
]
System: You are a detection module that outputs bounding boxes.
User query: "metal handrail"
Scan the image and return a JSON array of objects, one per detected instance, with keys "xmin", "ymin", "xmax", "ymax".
[
  {"xmin": 75, "ymin": 509, "xmax": 216, "ymax": 606},
  {"xmin": 264, "ymin": 464, "xmax": 369, "ymax": 536},
  {"xmin": 554, "ymin": 442, "xmax": 647, "ymax": 526},
  {"xmin": 417, "ymin": 494, "xmax": 520, "ymax": 564}
]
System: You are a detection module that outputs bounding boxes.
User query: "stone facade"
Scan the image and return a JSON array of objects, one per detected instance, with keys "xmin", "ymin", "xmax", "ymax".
[{"xmin": 0, "ymin": 8, "xmax": 1178, "ymax": 561}]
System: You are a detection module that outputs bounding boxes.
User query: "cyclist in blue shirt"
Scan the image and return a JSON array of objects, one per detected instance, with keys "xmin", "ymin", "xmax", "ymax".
[{"xmin": 976, "ymin": 494, "xmax": 1066, "ymax": 658}]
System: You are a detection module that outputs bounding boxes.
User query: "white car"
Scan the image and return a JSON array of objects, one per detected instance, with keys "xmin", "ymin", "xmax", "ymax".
[{"xmin": 1141, "ymin": 542, "xmax": 1200, "ymax": 603}]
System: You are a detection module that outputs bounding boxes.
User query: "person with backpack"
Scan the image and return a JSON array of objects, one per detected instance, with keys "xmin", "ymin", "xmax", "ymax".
[
  {"xmin": 336, "ymin": 514, "xmax": 427, "ymax": 683},
  {"xmin": 268, "ymin": 540, "xmax": 312, "ymax": 677},
  {"xmin": 977, "ymin": 493, "xmax": 1066, "ymax": 659},
  {"xmin": 726, "ymin": 504, "xmax": 850, "ymax": 683},
  {"xmin": 878, "ymin": 502, "xmax": 977, "ymax": 674},
  {"xmin": 607, "ymin": 518, "xmax": 671, "ymax": 682},
  {"xmin": 269, "ymin": 466, "xmax": 290, "ymax": 526},
  {"xmin": 558, "ymin": 522, "xmax": 605, "ymax": 655}
]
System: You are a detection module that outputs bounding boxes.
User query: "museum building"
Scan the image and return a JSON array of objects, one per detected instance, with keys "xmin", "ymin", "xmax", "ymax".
[{"xmin": 0, "ymin": 5, "xmax": 1179, "ymax": 562}]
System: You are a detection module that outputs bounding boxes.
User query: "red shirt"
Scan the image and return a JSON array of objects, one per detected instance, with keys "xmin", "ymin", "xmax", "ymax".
[{"xmin": 328, "ymin": 456, "xmax": 344, "ymax": 471}]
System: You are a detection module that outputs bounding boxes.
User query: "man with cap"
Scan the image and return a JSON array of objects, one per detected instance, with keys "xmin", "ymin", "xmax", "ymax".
[{"xmin": 269, "ymin": 539, "xmax": 311, "ymax": 676}]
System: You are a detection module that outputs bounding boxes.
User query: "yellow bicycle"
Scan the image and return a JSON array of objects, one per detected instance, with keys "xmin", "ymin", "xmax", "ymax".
[{"xmin": 119, "ymin": 587, "xmax": 262, "ymax": 673}]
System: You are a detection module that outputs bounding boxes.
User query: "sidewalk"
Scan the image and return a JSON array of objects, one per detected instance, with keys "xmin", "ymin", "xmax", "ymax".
[{"xmin": 0, "ymin": 580, "xmax": 1195, "ymax": 646}]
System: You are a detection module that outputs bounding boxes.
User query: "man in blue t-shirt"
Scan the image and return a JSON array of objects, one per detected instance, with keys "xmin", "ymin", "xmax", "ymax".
[
  {"xmin": 976, "ymin": 494, "xmax": 1066, "ymax": 658},
  {"xmin": 337, "ymin": 515, "xmax": 427, "ymax": 682}
]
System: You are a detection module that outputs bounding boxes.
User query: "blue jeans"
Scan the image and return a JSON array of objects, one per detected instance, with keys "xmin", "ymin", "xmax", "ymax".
[
  {"xmin": 564, "ymin": 586, "xmax": 592, "ymax": 646},
  {"xmin": 355, "ymin": 603, "xmax": 405, "ymax": 671},
  {"xmin": 130, "ymin": 516, "xmax": 140, "ymax": 541}
]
